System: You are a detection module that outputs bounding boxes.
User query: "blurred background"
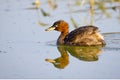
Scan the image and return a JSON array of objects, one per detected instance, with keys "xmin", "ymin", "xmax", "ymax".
[{"xmin": 0, "ymin": 0, "xmax": 120, "ymax": 79}]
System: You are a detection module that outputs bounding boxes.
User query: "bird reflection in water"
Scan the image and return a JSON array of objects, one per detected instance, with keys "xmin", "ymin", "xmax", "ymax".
[
  {"xmin": 45, "ymin": 46, "xmax": 69, "ymax": 69},
  {"xmin": 67, "ymin": 46, "xmax": 102, "ymax": 61},
  {"xmin": 45, "ymin": 45, "xmax": 104, "ymax": 69}
]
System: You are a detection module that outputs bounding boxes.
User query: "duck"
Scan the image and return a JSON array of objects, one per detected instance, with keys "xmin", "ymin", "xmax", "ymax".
[{"xmin": 45, "ymin": 20, "xmax": 106, "ymax": 46}]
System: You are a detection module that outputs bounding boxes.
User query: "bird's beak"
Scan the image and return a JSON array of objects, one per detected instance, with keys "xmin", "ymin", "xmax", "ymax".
[{"xmin": 45, "ymin": 26, "xmax": 56, "ymax": 31}]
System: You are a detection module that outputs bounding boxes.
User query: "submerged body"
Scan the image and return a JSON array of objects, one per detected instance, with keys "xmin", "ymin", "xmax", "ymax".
[{"xmin": 45, "ymin": 20, "xmax": 106, "ymax": 46}]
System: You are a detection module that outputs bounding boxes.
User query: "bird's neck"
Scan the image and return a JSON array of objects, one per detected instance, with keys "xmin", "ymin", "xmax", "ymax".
[{"xmin": 57, "ymin": 31, "xmax": 68, "ymax": 45}]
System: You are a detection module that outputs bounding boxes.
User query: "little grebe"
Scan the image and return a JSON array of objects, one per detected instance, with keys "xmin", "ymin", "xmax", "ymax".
[{"xmin": 45, "ymin": 20, "xmax": 106, "ymax": 46}]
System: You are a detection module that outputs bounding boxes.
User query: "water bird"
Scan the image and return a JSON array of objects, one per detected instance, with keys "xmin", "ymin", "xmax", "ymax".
[{"xmin": 45, "ymin": 20, "xmax": 106, "ymax": 46}]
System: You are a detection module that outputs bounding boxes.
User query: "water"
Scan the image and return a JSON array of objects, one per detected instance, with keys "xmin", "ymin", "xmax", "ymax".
[{"xmin": 0, "ymin": 0, "xmax": 120, "ymax": 79}]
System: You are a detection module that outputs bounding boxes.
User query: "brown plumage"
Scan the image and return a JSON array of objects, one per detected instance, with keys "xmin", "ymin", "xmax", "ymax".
[{"xmin": 45, "ymin": 20, "xmax": 106, "ymax": 46}]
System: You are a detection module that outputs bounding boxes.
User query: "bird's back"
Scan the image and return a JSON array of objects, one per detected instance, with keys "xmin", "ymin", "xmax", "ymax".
[{"xmin": 64, "ymin": 25, "xmax": 105, "ymax": 46}]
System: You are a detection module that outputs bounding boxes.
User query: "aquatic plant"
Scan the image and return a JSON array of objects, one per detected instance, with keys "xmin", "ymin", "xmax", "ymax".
[{"xmin": 33, "ymin": 0, "xmax": 120, "ymax": 27}]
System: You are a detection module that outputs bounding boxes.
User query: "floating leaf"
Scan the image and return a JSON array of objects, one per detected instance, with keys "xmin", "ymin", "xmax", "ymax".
[{"xmin": 40, "ymin": 8, "xmax": 50, "ymax": 16}]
